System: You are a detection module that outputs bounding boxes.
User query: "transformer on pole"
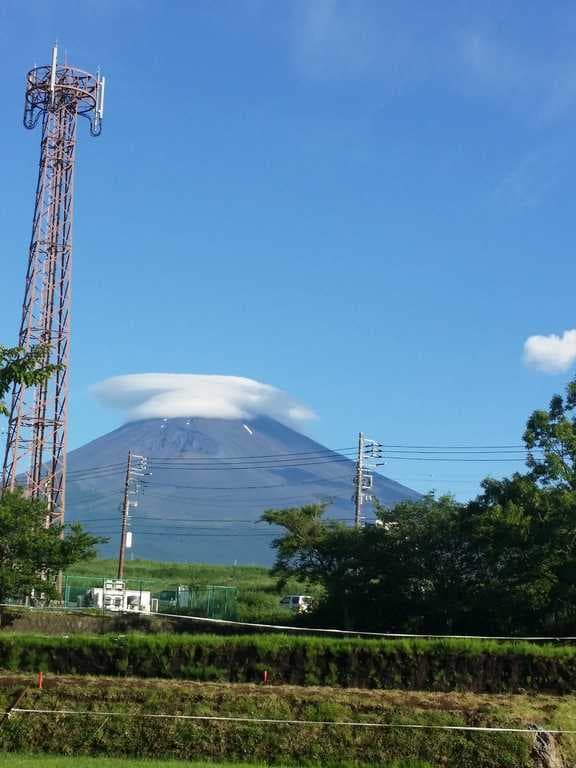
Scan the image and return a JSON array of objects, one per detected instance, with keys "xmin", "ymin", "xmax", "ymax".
[{"xmin": 1, "ymin": 45, "xmax": 105, "ymax": 526}]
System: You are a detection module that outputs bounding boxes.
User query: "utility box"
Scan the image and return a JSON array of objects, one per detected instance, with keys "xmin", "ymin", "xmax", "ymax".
[{"xmin": 82, "ymin": 580, "xmax": 155, "ymax": 614}]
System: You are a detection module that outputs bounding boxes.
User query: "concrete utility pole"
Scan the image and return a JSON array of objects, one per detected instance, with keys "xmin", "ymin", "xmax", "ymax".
[
  {"xmin": 354, "ymin": 432, "xmax": 365, "ymax": 528},
  {"xmin": 117, "ymin": 451, "xmax": 133, "ymax": 580},
  {"xmin": 117, "ymin": 452, "xmax": 148, "ymax": 580},
  {"xmin": 354, "ymin": 433, "xmax": 382, "ymax": 528}
]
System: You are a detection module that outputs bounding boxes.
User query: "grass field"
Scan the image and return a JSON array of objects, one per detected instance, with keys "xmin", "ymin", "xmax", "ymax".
[
  {"xmin": 68, "ymin": 559, "xmax": 275, "ymax": 589},
  {"xmin": 0, "ymin": 758, "xmax": 432, "ymax": 768}
]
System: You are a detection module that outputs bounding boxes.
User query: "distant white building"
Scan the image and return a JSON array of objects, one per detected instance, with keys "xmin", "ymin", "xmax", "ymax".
[{"xmin": 82, "ymin": 580, "xmax": 157, "ymax": 614}]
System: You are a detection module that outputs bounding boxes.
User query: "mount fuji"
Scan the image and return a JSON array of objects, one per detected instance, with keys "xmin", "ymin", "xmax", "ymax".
[{"xmin": 66, "ymin": 416, "xmax": 420, "ymax": 565}]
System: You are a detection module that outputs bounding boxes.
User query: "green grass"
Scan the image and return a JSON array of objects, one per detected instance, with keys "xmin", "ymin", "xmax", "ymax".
[
  {"xmin": 0, "ymin": 760, "xmax": 266, "ymax": 768},
  {"xmin": 68, "ymin": 559, "xmax": 275, "ymax": 590},
  {"xmin": 0, "ymin": 758, "xmax": 431, "ymax": 768}
]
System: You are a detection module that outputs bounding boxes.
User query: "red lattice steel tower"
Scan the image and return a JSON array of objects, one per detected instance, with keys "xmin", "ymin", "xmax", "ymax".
[{"xmin": 2, "ymin": 46, "xmax": 105, "ymax": 525}]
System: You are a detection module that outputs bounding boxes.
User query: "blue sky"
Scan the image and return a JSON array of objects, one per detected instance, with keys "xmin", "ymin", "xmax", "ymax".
[{"xmin": 1, "ymin": 0, "xmax": 575, "ymax": 500}]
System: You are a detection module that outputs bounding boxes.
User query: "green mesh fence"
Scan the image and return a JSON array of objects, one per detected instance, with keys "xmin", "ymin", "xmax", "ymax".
[{"xmin": 59, "ymin": 575, "xmax": 237, "ymax": 619}]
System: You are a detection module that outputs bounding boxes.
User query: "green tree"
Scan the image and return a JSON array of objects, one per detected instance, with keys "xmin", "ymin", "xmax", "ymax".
[
  {"xmin": 262, "ymin": 496, "xmax": 469, "ymax": 632},
  {"xmin": 262, "ymin": 504, "xmax": 361, "ymax": 627},
  {"xmin": 0, "ymin": 344, "xmax": 60, "ymax": 417},
  {"xmin": 524, "ymin": 379, "xmax": 576, "ymax": 489},
  {"xmin": 364, "ymin": 494, "xmax": 472, "ymax": 632},
  {"xmin": 463, "ymin": 475, "xmax": 576, "ymax": 633},
  {"xmin": 0, "ymin": 489, "xmax": 106, "ymax": 604}
]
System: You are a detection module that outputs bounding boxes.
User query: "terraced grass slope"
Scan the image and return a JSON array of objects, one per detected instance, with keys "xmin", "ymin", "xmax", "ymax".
[{"xmin": 0, "ymin": 675, "xmax": 572, "ymax": 767}]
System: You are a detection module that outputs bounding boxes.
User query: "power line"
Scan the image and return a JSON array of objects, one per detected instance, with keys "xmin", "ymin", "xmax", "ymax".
[
  {"xmin": 67, "ymin": 471, "xmax": 125, "ymax": 481},
  {"xmin": 149, "ymin": 447, "xmax": 357, "ymax": 461},
  {"xmin": 85, "ymin": 530, "xmax": 279, "ymax": 538},
  {"xmin": 86, "ymin": 524, "xmax": 271, "ymax": 532},
  {"xmin": 139, "ymin": 494, "xmax": 336, "ymax": 507},
  {"xmin": 73, "ymin": 509, "xmax": 352, "ymax": 524},
  {"xmin": 147, "ymin": 457, "xmax": 355, "ymax": 471},
  {"xmin": 67, "ymin": 462, "xmax": 125, "ymax": 475},
  {"xmin": 379, "ymin": 443, "xmax": 536, "ymax": 450},
  {"xmin": 378, "ymin": 457, "xmax": 529, "ymax": 463},
  {"xmin": 59, "ymin": 442, "xmax": 543, "ymax": 484},
  {"xmin": 377, "ymin": 449, "xmax": 535, "ymax": 455},
  {"xmin": 68, "ymin": 489, "xmax": 123, "ymax": 501},
  {"xmin": 141, "ymin": 477, "xmax": 353, "ymax": 491}
]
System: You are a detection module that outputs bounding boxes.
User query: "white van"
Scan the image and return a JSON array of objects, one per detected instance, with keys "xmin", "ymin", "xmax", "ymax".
[{"xmin": 280, "ymin": 594, "xmax": 313, "ymax": 613}]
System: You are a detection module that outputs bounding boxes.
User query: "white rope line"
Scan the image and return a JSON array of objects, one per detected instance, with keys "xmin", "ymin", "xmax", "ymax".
[
  {"xmin": 10, "ymin": 708, "xmax": 574, "ymax": 734},
  {"xmin": 149, "ymin": 610, "xmax": 576, "ymax": 642},
  {"xmin": 2, "ymin": 602, "xmax": 575, "ymax": 642}
]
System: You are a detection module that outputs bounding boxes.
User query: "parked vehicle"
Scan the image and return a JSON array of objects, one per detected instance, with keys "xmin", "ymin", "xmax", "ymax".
[{"xmin": 280, "ymin": 594, "xmax": 313, "ymax": 613}]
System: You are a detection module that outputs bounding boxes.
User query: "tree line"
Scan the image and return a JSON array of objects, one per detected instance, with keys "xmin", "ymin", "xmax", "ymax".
[{"xmin": 263, "ymin": 379, "xmax": 576, "ymax": 635}]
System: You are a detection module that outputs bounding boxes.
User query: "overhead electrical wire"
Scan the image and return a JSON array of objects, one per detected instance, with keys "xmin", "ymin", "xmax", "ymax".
[
  {"xmin": 67, "ymin": 470, "xmax": 125, "ymax": 479},
  {"xmin": 72, "ymin": 516, "xmax": 264, "ymax": 524},
  {"xmin": 148, "ymin": 447, "xmax": 357, "ymax": 461},
  {"xmin": 378, "ymin": 443, "xmax": 537, "ymax": 450},
  {"xmin": 378, "ymin": 457, "xmax": 529, "ymax": 463},
  {"xmin": 376, "ymin": 449, "xmax": 534, "ymax": 455},
  {"xmin": 86, "ymin": 531, "xmax": 281, "ymax": 538},
  {"xmin": 140, "ymin": 477, "xmax": 352, "ymax": 491},
  {"xmin": 67, "ymin": 462, "xmax": 125, "ymax": 474},
  {"xmin": 146, "ymin": 458, "xmax": 355, "ymax": 471},
  {"xmin": 86, "ymin": 524, "xmax": 268, "ymax": 532},
  {"xmin": 77, "ymin": 513, "xmax": 351, "ymax": 525},
  {"xmin": 140, "ymin": 491, "xmax": 336, "ymax": 504},
  {"xmin": 61, "ymin": 442, "xmax": 544, "ymax": 480}
]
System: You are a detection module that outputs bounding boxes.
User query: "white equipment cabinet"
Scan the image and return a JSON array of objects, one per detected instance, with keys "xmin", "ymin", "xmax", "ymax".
[{"xmin": 83, "ymin": 580, "xmax": 156, "ymax": 614}]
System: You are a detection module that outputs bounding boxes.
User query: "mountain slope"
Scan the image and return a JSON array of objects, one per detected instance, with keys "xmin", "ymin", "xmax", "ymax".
[{"xmin": 67, "ymin": 416, "xmax": 420, "ymax": 564}]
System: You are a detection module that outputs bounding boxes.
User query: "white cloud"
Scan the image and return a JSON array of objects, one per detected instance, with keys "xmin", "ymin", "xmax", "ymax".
[
  {"xmin": 523, "ymin": 330, "xmax": 576, "ymax": 374},
  {"xmin": 91, "ymin": 373, "xmax": 317, "ymax": 425}
]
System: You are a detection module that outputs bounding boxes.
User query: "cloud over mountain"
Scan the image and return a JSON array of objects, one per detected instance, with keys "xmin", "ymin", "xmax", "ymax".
[
  {"xmin": 523, "ymin": 329, "xmax": 576, "ymax": 373},
  {"xmin": 91, "ymin": 373, "xmax": 317, "ymax": 425}
]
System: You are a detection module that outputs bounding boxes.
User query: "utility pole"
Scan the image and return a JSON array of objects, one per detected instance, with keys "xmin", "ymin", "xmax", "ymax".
[
  {"xmin": 354, "ymin": 432, "xmax": 365, "ymax": 528},
  {"xmin": 354, "ymin": 433, "xmax": 382, "ymax": 528},
  {"xmin": 117, "ymin": 452, "xmax": 148, "ymax": 580},
  {"xmin": 117, "ymin": 451, "xmax": 133, "ymax": 581}
]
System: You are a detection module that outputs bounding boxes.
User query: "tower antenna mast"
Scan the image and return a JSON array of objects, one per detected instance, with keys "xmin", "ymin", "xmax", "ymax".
[{"xmin": 2, "ymin": 45, "xmax": 105, "ymax": 526}]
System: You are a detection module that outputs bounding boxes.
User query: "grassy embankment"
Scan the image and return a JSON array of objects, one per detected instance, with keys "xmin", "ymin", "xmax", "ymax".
[
  {"xmin": 1, "ymin": 633, "xmax": 576, "ymax": 692},
  {"xmin": 1, "ymin": 674, "xmax": 572, "ymax": 766},
  {"xmin": 67, "ymin": 559, "xmax": 317, "ymax": 623}
]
